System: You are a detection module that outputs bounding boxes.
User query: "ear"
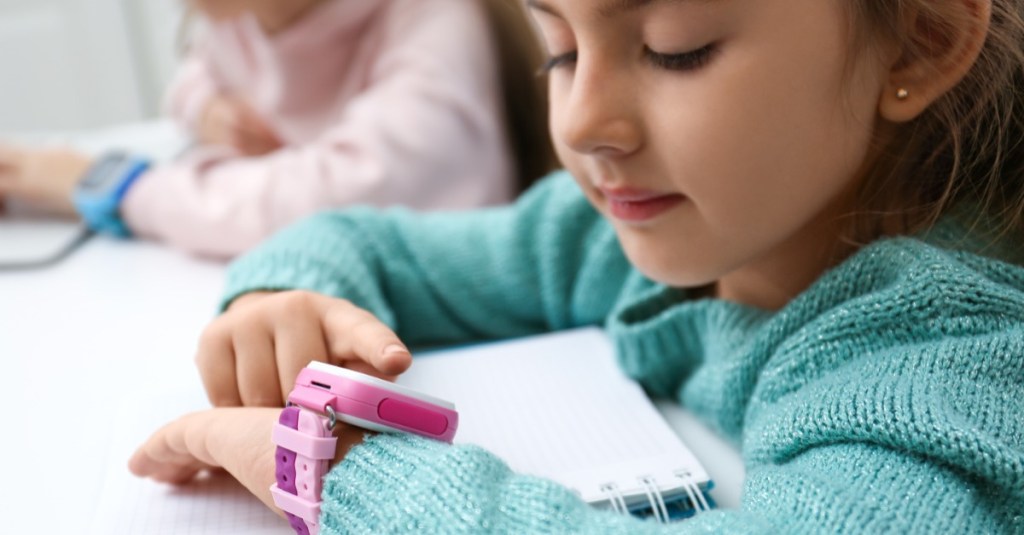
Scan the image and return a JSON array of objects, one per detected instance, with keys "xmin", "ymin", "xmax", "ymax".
[{"xmin": 879, "ymin": 0, "xmax": 992, "ymax": 123}]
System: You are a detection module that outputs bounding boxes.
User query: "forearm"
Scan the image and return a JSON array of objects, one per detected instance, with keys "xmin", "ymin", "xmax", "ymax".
[
  {"xmin": 223, "ymin": 206, "xmax": 552, "ymax": 347},
  {"xmin": 120, "ymin": 111, "xmax": 510, "ymax": 260},
  {"xmin": 223, "ymin": 173, "xmax": 634, "ymax": 348}
]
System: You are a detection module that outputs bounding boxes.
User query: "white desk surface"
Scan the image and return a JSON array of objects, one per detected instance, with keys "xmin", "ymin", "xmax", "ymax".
[
  {"xmin": 0, "ymin": 236, "xmax": 745, "ymax": 532},
  {"xmin": 0, "ymin": 123, "xmax": 744, "ymax": 532},
  {"xmin": 0, "ymin": 237, "xmax": 225, "ymax": 531}
]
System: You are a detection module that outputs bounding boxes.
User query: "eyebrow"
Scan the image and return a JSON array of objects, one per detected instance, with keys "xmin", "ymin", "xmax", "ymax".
[{"xmin": 526, "ymin": 0, "xmax": 692, "ymax": 19}]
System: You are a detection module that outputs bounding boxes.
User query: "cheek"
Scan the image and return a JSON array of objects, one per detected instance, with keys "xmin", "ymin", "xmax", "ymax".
[
  {"xmin": 549, "ymin": 79, "xmax": 573, "ymax": 162},
  {"xmin": 658, "ymin": 32, "xmax": 878, "ymax": 251},
  {"xmin": 626, "ymin": 16, "xmax": 882, "ymax": 285}
]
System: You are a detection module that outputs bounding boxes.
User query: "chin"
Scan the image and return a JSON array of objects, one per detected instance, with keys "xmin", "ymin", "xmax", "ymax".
[{"xmin": 623, "ymin": 246, "xmax": 721, "ymax": 289}]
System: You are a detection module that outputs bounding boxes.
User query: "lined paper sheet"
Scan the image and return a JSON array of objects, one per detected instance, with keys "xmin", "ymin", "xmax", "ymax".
[{"xmin": 90, "ymin": 387, "xmax": 283, "ymax": 534}]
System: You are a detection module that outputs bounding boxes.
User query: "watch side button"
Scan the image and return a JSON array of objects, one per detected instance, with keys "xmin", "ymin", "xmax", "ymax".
[{"xmin": 378, "ymin": 398, "xmax": 449, "ymax": 436}]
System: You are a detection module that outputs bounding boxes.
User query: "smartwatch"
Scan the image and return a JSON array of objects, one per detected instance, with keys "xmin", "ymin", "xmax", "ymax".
[
  {"xmin": 72, "ymin": 152, "xmax": 151, "ymax": 237},
  {"xmin": 270, "ymin": 362, "xmax": 459, "ymax": 535}
]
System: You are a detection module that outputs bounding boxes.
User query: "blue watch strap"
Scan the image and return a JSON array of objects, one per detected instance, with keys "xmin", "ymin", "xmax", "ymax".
[{"xmin": 73, "ymin": 152, "xmax": 151, "ymax": 238}]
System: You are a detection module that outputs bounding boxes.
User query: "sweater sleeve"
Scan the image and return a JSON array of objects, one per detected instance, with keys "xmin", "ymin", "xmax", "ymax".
[
  {"xmin": 122, "ymin": 2, "xmax": 512, "ymax": 258},
  {"xmin": 316, "ymin": 242, "xmax": 1024, "ymax": 534},
  {"xmin": 222, "ymin": 173, "xmax": 635, "ymax": 347}
]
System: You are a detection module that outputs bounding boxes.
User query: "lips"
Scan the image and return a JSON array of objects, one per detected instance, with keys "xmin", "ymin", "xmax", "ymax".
[{"xmin": 598, "ymin": 186, "xmax": 686, "ymax": 222}]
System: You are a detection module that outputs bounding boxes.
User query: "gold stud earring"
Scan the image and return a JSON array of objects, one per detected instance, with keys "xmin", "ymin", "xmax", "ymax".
[{"xmin": 896, "ymin": 88, "xmax": 910, "ymax": 101}]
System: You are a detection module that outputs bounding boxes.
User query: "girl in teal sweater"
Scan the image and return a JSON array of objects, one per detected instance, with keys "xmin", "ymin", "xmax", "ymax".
[{"xmin": 130, "ymin": 0, "xmax": 1024, "ymax": 533}]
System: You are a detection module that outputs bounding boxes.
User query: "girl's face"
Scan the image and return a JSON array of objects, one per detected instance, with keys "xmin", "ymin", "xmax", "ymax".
[
  {"xmin": 529, "ymin": 0, "xmax": 891, "ymax": 308},
  {"xmin": 188, "ymin": 0, "xmax": 254, "ymax": 21},
  {"xmin": 188, "ymin": 0, "xmax": 324, "ymax": 32}
]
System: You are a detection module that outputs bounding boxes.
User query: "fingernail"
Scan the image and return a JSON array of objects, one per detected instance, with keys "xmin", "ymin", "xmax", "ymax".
[{"xmin": 382, "ymin": 344, "xmax": 409, "ymax": 359}]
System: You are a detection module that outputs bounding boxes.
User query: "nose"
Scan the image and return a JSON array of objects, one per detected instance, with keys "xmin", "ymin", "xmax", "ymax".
[{"xmin": 556, "ymin": 59, "xmax": 643, "ymax": 158}]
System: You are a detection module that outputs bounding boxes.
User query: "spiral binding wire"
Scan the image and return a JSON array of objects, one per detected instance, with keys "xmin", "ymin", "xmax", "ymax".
[
  {"xmin": 674, "ymin": 469, "xmax": 711, "ymax": 513},
  {"xmin": 639, "ymin": 476, "xmax": 670, "ymax": 524},
  {"xmin": 601, "ymin": 471, "xmax": 709, "ymax": 522},
  {"xmin": 599, "ymin": 483, "xmax": 629, "ymax": 515}
]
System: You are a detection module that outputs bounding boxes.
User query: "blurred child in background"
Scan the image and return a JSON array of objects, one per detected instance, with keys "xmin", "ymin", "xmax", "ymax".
[{"xmin": 0, "ymin": 0, "xmax": 553, "ymax": 258}]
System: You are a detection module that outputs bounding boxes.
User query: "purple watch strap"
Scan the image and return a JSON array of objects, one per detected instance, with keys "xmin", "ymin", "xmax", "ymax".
[{"xmin": 275, "ymin": 407, "xmax": 309, "ymax": 535}]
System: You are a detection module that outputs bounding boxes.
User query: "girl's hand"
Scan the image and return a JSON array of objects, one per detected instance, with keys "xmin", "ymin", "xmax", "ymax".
[
  {"xmin": 0, "ymin": 144, "xmax": 92, "ymax": 215},
  {"xmin": 128, "ymin": 407, "xmax": 366, "ymax": 513},
  {"xmin": 199, "ymin": 95, "xmax": 283, "ymax": 157},
  {"xmin": 196, "ymin": 290, "xmax": 413, "ymax": 408}
]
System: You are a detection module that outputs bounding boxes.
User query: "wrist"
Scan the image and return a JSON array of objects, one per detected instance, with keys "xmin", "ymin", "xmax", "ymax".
[
  {"xmin": 72, "ymin": 151, "xmax": 151, "ymax": 237},
  {"xmin": 46, "ymin": 149, "xmax": 92, "ymax": 212},
  {"xmin": 330, "ymin": 426, "xmax": 371, "ymax": 471},
  {"xmin": 271, "ymin": 362, "xmax": 458, "ymax": 535}
]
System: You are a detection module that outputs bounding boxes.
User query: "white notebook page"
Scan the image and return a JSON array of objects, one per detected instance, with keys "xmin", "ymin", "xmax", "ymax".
[{"xmin": 402, "ymin": 328, "xmax": 709, "ymax": 503}]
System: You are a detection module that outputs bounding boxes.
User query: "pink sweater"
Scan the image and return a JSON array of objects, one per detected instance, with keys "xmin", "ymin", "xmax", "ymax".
[{"xmin": 123, "ymin": 0, "xmax": 513, "ymax": 258}]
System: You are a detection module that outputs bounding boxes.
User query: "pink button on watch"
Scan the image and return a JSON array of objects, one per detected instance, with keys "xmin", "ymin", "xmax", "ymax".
[{"xmin": 270, "ymin": 361, "xmax": 459, "ymax": 535}]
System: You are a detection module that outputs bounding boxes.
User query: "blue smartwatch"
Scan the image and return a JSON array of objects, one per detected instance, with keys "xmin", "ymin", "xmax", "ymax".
[{"xmin": 72, "ymin": 152, "xmax": 151, "ymax": 237}]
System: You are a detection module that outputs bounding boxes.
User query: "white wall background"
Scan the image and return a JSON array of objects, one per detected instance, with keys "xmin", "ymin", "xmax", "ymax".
[{"xmin": 0, "ymin": 0, "xmax": 183, "ymax": 133}]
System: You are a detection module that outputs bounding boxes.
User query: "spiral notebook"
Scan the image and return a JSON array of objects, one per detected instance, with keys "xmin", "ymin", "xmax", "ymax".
[
  {"xmin": 92, "ymin": 328, "xmax": 713, "ymax": 533},
  {"xmin": 404, "ymin": 327, "xmax": 714, "ymax": 520}
]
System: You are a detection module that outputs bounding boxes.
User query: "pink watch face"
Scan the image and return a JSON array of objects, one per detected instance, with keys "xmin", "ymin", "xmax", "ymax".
[{"xmin": 290, "ymin": 361, "xmax": 459, "ymax": 443}]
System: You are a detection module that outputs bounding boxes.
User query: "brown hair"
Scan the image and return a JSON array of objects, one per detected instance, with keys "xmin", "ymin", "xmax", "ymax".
[
  {"xmin": 478, "ymin": 0, "xmax": 559, "ymax": 193},
  {"xmin": 845, "ymin": 1, "xmax": 1024, "ymax": 251}
]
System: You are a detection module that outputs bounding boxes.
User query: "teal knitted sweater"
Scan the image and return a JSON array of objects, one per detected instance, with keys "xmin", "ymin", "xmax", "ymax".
[{"xmin": 225, "ymin": 172, "xmax": 1024, "ymax": 534}]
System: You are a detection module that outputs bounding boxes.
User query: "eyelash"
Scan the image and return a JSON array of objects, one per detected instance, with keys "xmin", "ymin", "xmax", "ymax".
[
  {"xmin": 539, "ymin": 43, "xmax": 716, "ymax": 74},
  {"xmin": 539, "ymin": 51, "xmax": 578, "ymax": 74},
  {"xmin": 645, "ymin": 43, "xmax": 716, "ymax": 71}
]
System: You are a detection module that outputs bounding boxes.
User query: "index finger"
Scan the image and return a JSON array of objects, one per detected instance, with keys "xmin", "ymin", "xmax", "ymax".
[{"xmin": 319, "ymin": 300, "xmax": 412, "ymax": 377}]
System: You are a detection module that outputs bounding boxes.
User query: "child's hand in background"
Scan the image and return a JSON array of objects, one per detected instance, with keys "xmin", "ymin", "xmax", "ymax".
[
  {"xmin": 0, "ymin": 144, "xmax": 92, "ymax": 215},
  {"xmin": 129, "ymin": 407, "xmax": 365, "ymax": 512},
  {"xmin": 196, "ymin": 290, "xmax": 413, "ymax": 408},
  {"xmin": 199, "ymin": 95, "xmax": 283, "ymax": 157}
]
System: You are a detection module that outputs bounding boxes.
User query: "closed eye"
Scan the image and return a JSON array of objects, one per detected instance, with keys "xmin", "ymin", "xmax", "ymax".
[
  {"xmin": 538, "ymin": 50, "xmax": 579, "ymax": 75},
  {"xmin": 539, "ymin": 43, "xmax": 716, "ymax": 75},
  {"xmin": 644, "ymin": 43, "xmax": 716, "ymax": 72}
]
